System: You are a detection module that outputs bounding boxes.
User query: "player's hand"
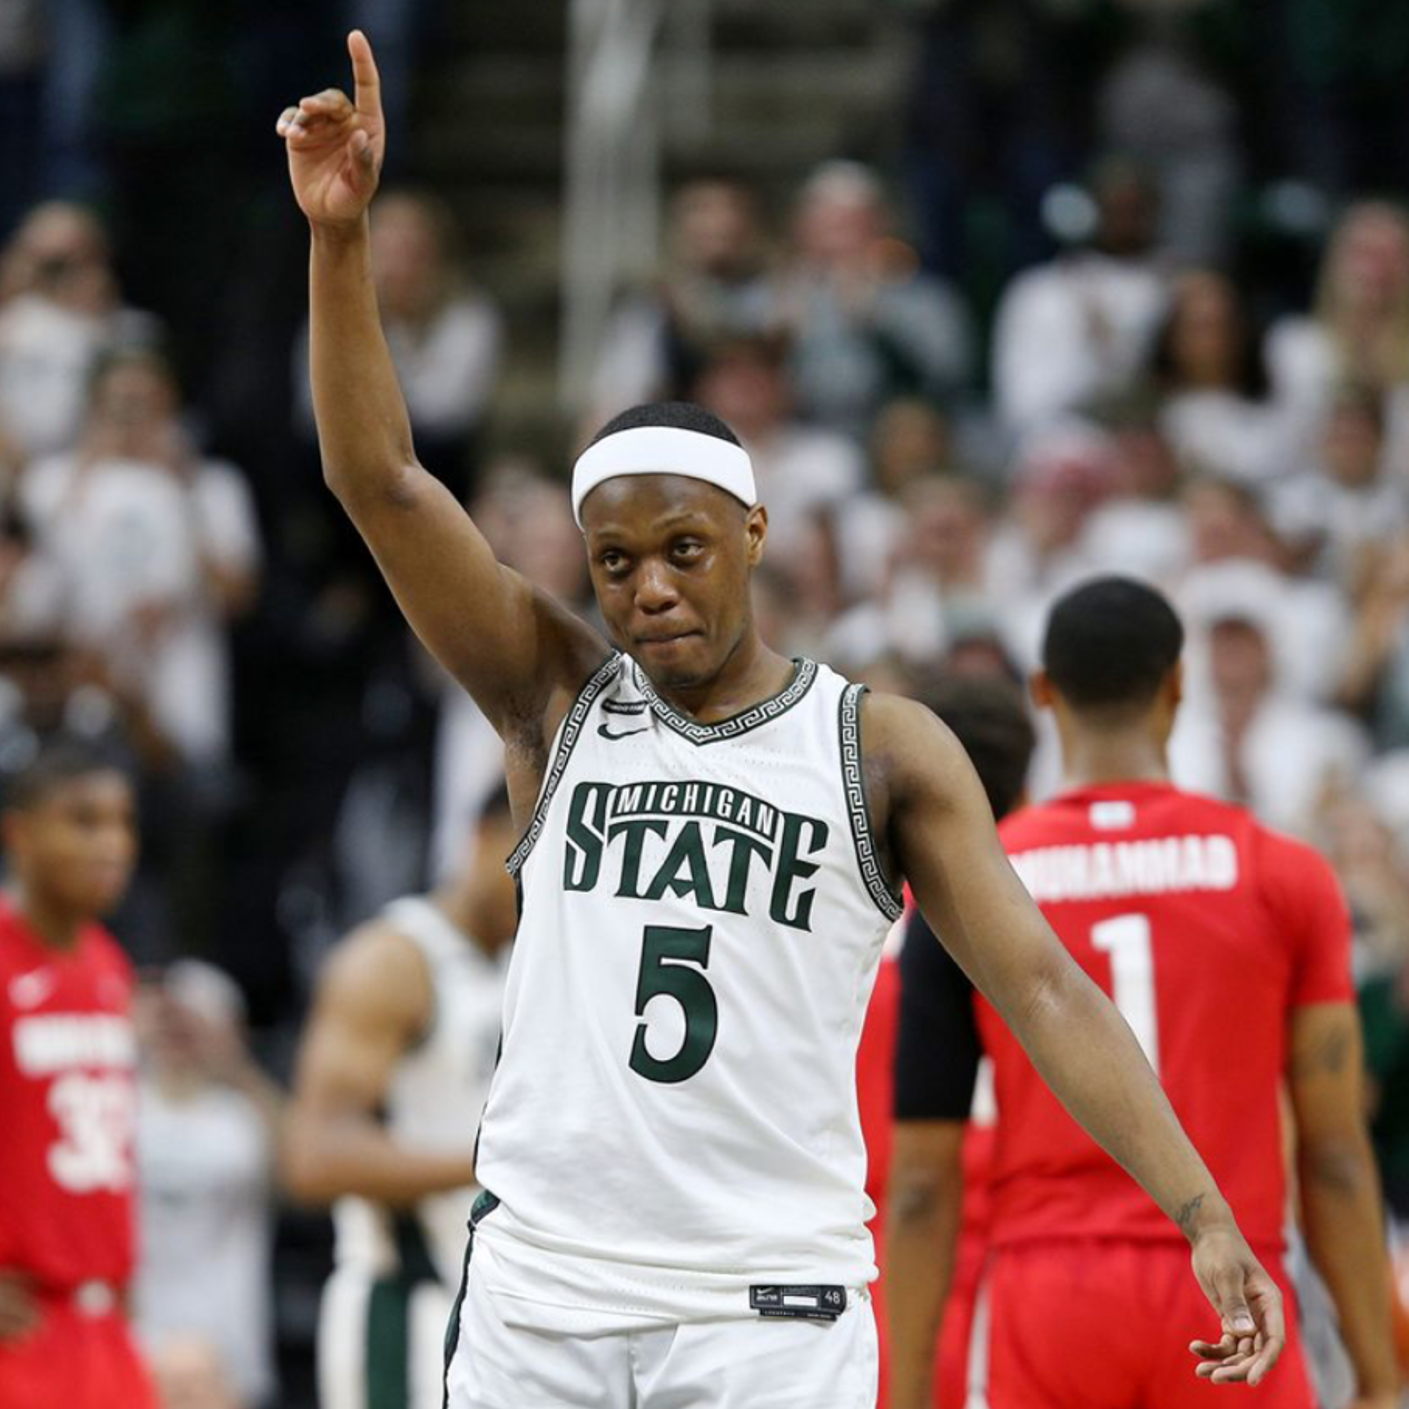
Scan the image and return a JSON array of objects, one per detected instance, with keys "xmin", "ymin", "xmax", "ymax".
[
  {"xmin": 1188, "ymin": 1225, "xmax": 1285, "ymax": 1386},
  {"xmin": 0, "ymin": 1269, "xmax": 40, "ymax": 1343},
  {"xmin": 277, "ymin": 30, "xmax": 385, "ymax": 229}
]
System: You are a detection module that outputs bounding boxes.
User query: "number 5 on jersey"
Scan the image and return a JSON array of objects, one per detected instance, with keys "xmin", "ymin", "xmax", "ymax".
[
  {"xmin": 630, "ymin": 925, "xmax": 718, "ymax": 1084},
  {"xmin": 1092, "ymin": 913, "xmax": 1160, "ymax": 1074}
]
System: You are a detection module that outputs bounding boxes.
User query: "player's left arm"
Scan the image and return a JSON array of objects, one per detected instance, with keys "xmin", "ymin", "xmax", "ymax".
[
  {"xmin": 1290, "ymin": 1002, "xmax": 1398, "ymax": 1407},
  {"xmin": 867, "ymin": 692, "xmax": 1284, "ymax": 1385}
]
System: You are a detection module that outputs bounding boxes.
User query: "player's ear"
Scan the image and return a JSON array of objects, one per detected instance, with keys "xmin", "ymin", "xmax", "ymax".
[
  {"xmin": 744, "ymin": 504, "xmax": 768, "ymax": 566},
  {"xmin": 1167, "ymin": 659, "xmax": 1185, "ymax": 711},
  {"xmin": 1029, "ymin": 669, "xmax": 1055, "ymax": 711}
]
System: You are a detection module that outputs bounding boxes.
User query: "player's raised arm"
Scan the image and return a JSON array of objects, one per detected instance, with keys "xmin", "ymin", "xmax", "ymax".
[
  {"xmin": 277, "ymin": 32, "xmax": 605, "ymax": 736},
  {"xmin": 868, "ymin": 693, "xmax": 1285, "ymax": 1387}
]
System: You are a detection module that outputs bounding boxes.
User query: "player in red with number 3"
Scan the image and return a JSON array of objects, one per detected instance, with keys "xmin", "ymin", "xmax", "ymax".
[
  {"xmin": 899, "ymin": 577, "xmax": 1398, "ymax": 1408},
  {"xmin": 0, "ymin": 742, "xmax": 158, "ymax": 1409}
]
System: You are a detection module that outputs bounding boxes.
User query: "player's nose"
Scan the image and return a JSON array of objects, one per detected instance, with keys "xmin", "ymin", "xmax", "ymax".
[{"xmin": 634, "ymin": 560, "xmax": 680, "ymax": 613}]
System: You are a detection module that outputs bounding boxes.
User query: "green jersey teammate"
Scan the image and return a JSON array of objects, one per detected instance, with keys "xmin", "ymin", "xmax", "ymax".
[{"xmin": 279, "ymin": 33, "xmax": 1286, "ymax": 1408}]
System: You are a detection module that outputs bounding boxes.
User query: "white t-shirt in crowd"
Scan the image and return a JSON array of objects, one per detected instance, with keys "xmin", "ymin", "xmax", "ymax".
[{"xmin": 136, "ymin": 1082, "xmax": 277, "ymax": 1408}]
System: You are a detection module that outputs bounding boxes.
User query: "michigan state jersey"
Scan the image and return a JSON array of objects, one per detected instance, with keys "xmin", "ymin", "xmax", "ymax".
[
  {"xmin": 471, "ymin": 652, "xmax": 902, "ymax": 1330},
  {"xmin": 331, "ymin": 896, "xmax": 506, "ymax": 1288}
]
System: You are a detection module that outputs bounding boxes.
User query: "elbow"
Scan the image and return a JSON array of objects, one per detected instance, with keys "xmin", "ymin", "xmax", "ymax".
[
  {"xmin": 887, "ymin": 1162, "xmax": 962, "ymax": 1228},
  {"xmin": 280, "ymin": 1130, "xmax": 337, "ymax": 1206},
  {"xmin": 1299, "ymin": 1133, "xmax": 1378, "ymax": 1202},
  {"xmin": 322, "ymin": 458, "xmax": 423, "ymax": 512}
]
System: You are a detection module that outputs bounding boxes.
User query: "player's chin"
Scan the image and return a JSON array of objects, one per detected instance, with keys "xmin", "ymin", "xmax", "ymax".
[{"xmin": 634, "ymin": 633, "xmax": 712, "ymax": 686}]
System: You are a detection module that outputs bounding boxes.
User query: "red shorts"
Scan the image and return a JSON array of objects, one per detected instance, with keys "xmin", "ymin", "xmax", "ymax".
[
  {"xmin": 0, "ymin": 1297, "xmax": 158, "ymax": 1409},
  {"xmin": 966, "ymin": 1242, "xmax": 1315, "ymax": 1409}
]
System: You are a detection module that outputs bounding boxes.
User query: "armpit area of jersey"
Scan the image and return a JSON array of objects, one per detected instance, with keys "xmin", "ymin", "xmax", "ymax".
[{"xmin": 894, "ymin": 908, "xmax": 982, "ymax": 1122}]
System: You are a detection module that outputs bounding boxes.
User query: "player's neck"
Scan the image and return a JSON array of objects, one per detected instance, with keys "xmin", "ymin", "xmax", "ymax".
[
  {"xmin": 10, "ymin": 884, "xmax": 85, "ymax": 953},
  {"xmin": 647, "ymin": 631, "xmax": 794, "ymax": 724},
  {"xmin": 1061, "ymin": 733, "xmax": 1171, "ymax": 791}
]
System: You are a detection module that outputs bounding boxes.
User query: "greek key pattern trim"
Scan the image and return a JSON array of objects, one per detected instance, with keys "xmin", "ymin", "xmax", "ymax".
[
  {"xmin": 840, "ymin": 683, "xmax": 904, "ymax": 922},
  {"xmin": 507, "ymin": 653, "xmax": 622, "ymax": 879},
  {"xmin": 634, "ymin": 657, "xmax": 819, "ymax": 746}
]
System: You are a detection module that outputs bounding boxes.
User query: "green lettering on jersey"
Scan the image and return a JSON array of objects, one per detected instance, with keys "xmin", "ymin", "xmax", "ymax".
[
  {"xmin": 770, "ymin": 813, "xmax": 829, "ymax": 933},
  {"xmin": 641, "ymin": 821, "xmax": 718, "ymax": 909},
  {"xmin": 710, "ymin": 826, "xmax": 772, "ymax": 915},
  {"xmin": 563, "ymin": 782, "xmax": 611, "ymax": 891},
  {"xmin": 609, "ymin": 817, "xmax": 670, "ymax": 899}
]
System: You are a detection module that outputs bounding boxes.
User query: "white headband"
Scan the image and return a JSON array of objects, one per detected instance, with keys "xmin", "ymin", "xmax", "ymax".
[{"xmin": 571, "ymin": 426, "xmax": 757, "ymax": 529}]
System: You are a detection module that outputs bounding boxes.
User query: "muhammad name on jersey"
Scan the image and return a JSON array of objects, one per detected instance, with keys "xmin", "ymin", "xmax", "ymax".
[
  {"xmin": 1010, "ymin": 833, "xmax": 1239, "ymax": 905},
  {"xmin": 563, "ymin": 778, "xmax": 828, "ymax": 932}
]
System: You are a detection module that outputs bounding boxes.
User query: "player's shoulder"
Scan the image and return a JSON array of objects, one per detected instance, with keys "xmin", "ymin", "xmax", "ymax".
[
  {"xmin": 1243, "ymin": 814, "xmax": 1342, "ymax": 901},
  {"xmin": 81, "ymin": 922, "xmax": 136, "ymax": 982},
  {"xmin": 315, "ymin": 915, "xmax": 434, "ymax": 1035},
  {"xmin": 859, "ymin": 689, "xmax": 964, "ymax": 766}
]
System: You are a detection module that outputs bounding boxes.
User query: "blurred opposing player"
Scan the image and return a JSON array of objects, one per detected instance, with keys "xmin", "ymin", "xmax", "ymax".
[
  {"xmin": 279, "ymin": 34, "xmax": 1290, "ymax": 1406},
  {"xmin": 893, "ymin": 576, "xmax": 1398, "ymax": 1408},
  {"xmin": 0, "ymin": 740, "xmax": 157, "ymax": 1409},
  {"xmin": 882, "ymin": 678, "xmax": 1034, "ymax": 1409},
  {"xmin": 285, "ymin": 787, "xmax": 519, "ymax": 1409}
]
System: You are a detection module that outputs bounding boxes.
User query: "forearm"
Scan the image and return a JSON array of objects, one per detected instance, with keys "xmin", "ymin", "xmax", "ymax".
[
  {"xmin": 283, "ymin": 1116, "xmax": 476, "ymax": 1207},
  {"xmin": 1300, "ymin": 1137, "xmax": 1399, "ymax": 1397},
  {"xmin": 1007, "ymin": 959, "xmax": 1230, "ymax": 1238},
  {"xmin": 885, "ymin": 1174, "xmax": 963, "ymax": 1409},
  {"xmin": 308, "ymin": 219, "xmax": 419, "ymax": 500}
]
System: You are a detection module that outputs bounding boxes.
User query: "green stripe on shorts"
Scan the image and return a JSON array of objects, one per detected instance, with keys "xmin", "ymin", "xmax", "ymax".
[{"xmin": 367, "ymin": 1276, "xmax": 411, "ymax": 1409}]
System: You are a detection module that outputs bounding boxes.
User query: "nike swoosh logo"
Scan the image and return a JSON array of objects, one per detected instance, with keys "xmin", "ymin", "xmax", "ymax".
[
  {"xmin": 598, "ymin": 724, "xmax": 649, "ymax": 740},
  {"xmin": 9, "ymin": 968, "xmax": 58, "ymax": 1009}
]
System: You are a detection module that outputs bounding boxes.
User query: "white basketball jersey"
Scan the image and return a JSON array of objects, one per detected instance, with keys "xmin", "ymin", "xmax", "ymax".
[
  {"xmin": 332, "ymin": 897, "xmax": 507, "ymax": 1288},
  {"xmin": 473, "ymin": 653, "xmax": 901, "ymax": 1329}
]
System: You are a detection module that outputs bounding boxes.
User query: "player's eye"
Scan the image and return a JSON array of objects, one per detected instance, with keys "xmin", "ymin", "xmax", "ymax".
[
  {"xmin": 599, "ymin": 550, "xmax": 629, "ymax": 574},
  {"xmin": 672, "ymin": 539, "xmax": 704, "ymax": 562}
]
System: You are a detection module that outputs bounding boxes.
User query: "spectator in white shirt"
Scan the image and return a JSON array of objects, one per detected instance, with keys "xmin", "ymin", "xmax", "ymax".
[
  {"xmin": 1151, "ymin": 269, "xmax": 1297, "ymax": 487},
  {"xmin": 18, "ymin": 349, "xmax": 261, "ymax": 767},
  {"xmin": 136, "ymin": 960, "xmax": 283, "ymax": 1409},
  {"xmin": 0, "ymin": 201, "xmax": 159, "ymax": 458},
  {"xmin": 1272, "ymin": 385, "xmax": 1409, "ymax": 590},
  {"xmin": 992, "ymin": 158, "xmax": 1167, "ymax": 436},
  {"xmin": 1266, "ymin": 200, "xmax": 1409, "ymax": 466},
  {"xmin": 1172, "ymin": 571, "xmax": 1368, "ymax": 835}
]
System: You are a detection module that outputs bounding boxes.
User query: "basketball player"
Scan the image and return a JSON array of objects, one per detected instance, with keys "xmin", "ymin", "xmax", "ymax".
[
  {"xmin": 0, "ymin": 741, "xmax": 158, "ymax": 1409},
  {"xmin": 883, "ymin": 678, "xmax": 1034, "ymax": 1409},
  {"xmin": 285, "ymin": 787, "xmax": 519, "ymax": 1409},
  {"xmin": 889, "ymin": 576, "xmax": 1398, "ymax": 1409},
  {"xmin": 279, "ymin": 36, "xmax": 1288, "ymax": 1405}
]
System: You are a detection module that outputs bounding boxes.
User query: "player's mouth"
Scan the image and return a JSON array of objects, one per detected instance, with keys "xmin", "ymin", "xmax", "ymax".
[{"xmin": 636, "ymin": 631, "xmax": 701, "ymax": 651}]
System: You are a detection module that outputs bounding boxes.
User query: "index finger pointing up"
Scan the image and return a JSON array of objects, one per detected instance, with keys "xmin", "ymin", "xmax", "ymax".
[{"xmin": 347, "ymin": 29, "xmax": 382, "ymax": 120}]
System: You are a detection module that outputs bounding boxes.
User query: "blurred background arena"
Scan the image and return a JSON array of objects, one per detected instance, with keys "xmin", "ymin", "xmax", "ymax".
[{"xmin": 5, "ymin": 0, "xmax": 1409, "ymax": 1404}]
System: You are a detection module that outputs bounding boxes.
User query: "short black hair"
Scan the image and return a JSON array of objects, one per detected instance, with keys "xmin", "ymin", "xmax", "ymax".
[
  {"xmin": 4, "ymin": 736, "xmax": 132, "ymax": 812},
  {"xmin": 919, "ymin": 675, "xmax": 1035, "ymax": 820},
  {"xmin": 1042, "ymin": 576, "xmax": 1184, "ymax": 713},
  {"xmin": 590, "ymin": 401, "xmax": 742, "ymax": 449}
]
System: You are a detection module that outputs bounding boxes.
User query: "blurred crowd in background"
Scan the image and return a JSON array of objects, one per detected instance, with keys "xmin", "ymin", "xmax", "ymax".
[{"xmin": 6, "ymin": 0, "xmax": 1409, "ymax": 1404}]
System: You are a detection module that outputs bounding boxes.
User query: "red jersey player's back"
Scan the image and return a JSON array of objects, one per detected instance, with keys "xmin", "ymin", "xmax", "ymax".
[
  {"xmin": 982, "ymin": 781, "xmax": 1352, "ymax": 1255},
  {"xmin": 0, "ymin": 894, "xmax": 140, "ymax": 1292}
]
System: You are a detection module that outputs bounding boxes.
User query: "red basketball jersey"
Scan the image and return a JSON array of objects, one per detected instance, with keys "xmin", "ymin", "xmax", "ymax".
[
  {"xmin": 981, "ymin": 781, "xmax": 1353, "ymax": 1253},
  {"xmin": 0, "ymin": 897, "xmax": 140, "ymax": 1291}
]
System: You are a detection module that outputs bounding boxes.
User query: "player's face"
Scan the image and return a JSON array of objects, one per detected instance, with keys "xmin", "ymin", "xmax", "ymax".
[
  {"xmin": 7, "ymin": 771, "xmax": 138, "ymax": 918},
  {"xmin": 582, "ymin": 474, "xmax": 767, "ymax": 691}
]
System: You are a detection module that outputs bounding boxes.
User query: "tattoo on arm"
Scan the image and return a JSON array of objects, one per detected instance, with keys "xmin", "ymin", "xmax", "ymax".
[
  {"xmin": 1175, "ymin": 1194, "xmax": 1206, "ymax": 1238},
  {"xmin": 1292, "ymin": 1023, "xmax": 1352, "ymax": 1080}
]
